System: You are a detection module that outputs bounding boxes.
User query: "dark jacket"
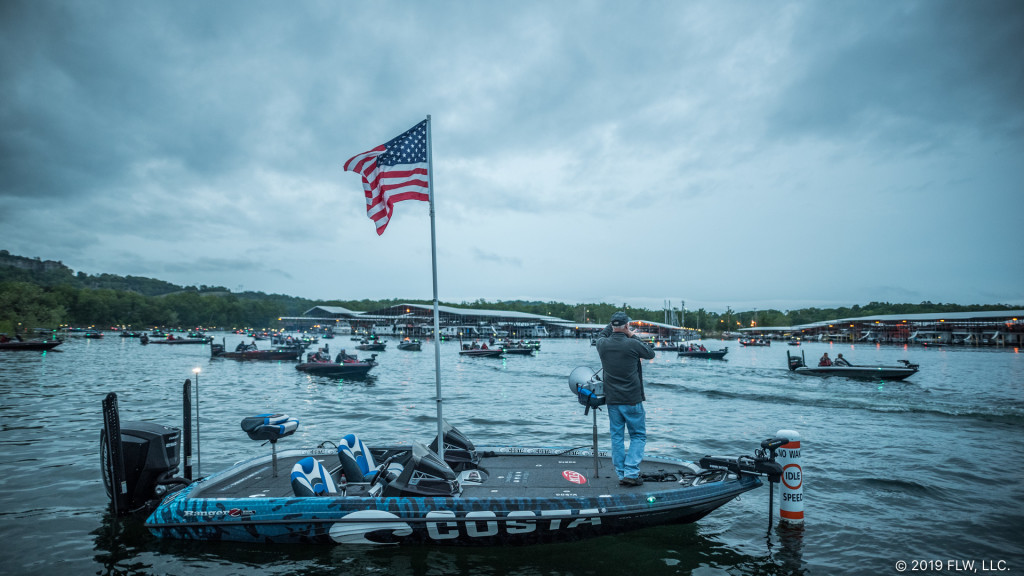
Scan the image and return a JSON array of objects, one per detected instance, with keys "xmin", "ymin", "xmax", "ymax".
[{"xmin": 595, "ymin": 325, "xmax": 655, "ymax": 405}]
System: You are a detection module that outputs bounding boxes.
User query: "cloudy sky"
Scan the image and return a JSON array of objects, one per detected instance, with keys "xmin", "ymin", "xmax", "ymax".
[{"xmin": 2, "ymin": 1, "xmax": 1022, "ymax": 313}]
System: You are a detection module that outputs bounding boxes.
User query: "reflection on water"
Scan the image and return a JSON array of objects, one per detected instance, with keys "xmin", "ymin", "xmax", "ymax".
[{"xmin": 2, "ymin": 335, "xmax": 1023, "ymax": 575}]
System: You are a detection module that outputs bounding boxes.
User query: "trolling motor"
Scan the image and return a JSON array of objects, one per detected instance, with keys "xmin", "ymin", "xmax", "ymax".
[
  {"xmin": 568, "ymin": 366, "xmax": 606, "ymax": 477},
  {"xmin": 700, "ymin": 437, "xmax": 787, "ymax": 532}
]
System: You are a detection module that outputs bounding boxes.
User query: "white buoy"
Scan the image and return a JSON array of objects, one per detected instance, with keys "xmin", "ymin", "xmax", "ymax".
[{"xmin": 775, "ymin": 429, "xmax": 803, "ymax": 525}]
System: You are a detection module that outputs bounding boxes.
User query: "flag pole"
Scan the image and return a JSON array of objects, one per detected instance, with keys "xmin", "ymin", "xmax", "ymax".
[{"xmin": 426, "ymin": 114, "xmax": 444, "ymax": 461}]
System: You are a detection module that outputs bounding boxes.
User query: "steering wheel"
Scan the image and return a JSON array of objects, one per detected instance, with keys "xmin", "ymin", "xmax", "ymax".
[{"xmin": 369, "ymin": 455, "xmax": 397, "ymax": 489}]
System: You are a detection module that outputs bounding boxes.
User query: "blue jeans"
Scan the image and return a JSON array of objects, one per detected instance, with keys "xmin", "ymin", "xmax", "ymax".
[{"xmin": 607, "ymin": 403, "xmax": 646, "ymax": 479}]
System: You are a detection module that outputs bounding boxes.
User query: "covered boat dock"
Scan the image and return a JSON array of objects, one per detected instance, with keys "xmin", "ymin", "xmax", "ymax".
[{"xmin": 739, "ymin": 310, "xmax": 1024, "ymax": 347}]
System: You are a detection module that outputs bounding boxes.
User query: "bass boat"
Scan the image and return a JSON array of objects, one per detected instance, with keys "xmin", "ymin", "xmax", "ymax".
[
  {"xmin": 458, "ymin": 345, "xmax": 504, "ymax": 358},
  {"xmin": 356, "ymin": 340, "xmax": 387, "ymax": 351},
  {"xmin": 397, "ymin": 339, "xmax": 422, "ymax": 351},
  {"xmin": 100, "ymin": 371, "xmax": 785, "ymax": 546},
  {"xmin": 210, "ymin": 340, "xmax": 302, "ymax": 361},
  {"xmin": 787, "ymin": 350, "xmax": 919, "ymax": 381},
  {"xmin": 296, "ymin": 350, "xmax": 379, "ymax": 378},
  {"xmin": 678, "ymin": 346, "xmax": 728, "ymax": 360},
  {"xmin": 142, "ymin": 335, "xmax": 214, "ymax": 345},
  {"xmin": 0, "ymin": 337, "xmax": 63, "ymax": 351}
]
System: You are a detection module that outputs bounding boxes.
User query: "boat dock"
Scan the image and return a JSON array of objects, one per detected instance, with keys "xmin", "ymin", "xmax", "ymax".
[{"xmin": 739, "ymin": 310, "xmax": 1024, "ymax": 347}]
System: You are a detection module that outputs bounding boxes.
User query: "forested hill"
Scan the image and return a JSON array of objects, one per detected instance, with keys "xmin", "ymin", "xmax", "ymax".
[{"xmin": 0, "ymin": 250, "xmax": 1017, "ymax": 333}]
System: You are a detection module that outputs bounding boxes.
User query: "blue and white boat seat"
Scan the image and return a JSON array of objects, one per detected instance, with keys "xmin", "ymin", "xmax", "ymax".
[
  {"xmin": 338, "ymin": 433, "xmax": 402, "ymax": 482},
  {"xmin": 240, "ymin": 414, "xmax": 299, "ymax": 443},
  {"xmin": 290, "ymin": 457, "xmax": 337, "ymax": 497}
]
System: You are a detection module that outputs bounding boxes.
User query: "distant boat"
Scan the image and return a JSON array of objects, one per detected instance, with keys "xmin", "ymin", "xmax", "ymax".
[
  {"xmin": 0, "ymin": 336, "xmax": 63, "ymax": 351},
  {"xmin": 787, "ymin": 350, "xmax": 919, "ymax": 381},
  {"xmin": 397, "ymin": 339, "xmax": 422, "ymax": 351},
  {"xmin": 356, "ymin": 340, "xmax": 387, "ymax": 351},
  {"xmin": 678, "ymin": 346, "xmax": 728, "ymax": 360},
  {"xmin": 143, "ymin": 334, "xmax": 214, "ymax": 345},
  {"xmin": 296, "ymin": 350, "xmax": 378, "ymax": 378},
  {"xmin": 652, "ymin": 342, "xmax": 684, "ymax": 352},
  {"xmin": 211, "ymin": 340, "xmax": 302, "ymax": 361},
  {"xmin": 459, "ymin": 344, "xmax": 503, "ymax": 358},
  {"xmin": 739, "ymin": 338, "xmax": 770, "ymax": 347}
]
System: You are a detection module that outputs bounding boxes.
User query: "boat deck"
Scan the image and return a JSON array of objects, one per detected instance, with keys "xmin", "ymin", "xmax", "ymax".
[{"xmin": 190, "ymin": 447, "xmax": 711, "ymax": 501}]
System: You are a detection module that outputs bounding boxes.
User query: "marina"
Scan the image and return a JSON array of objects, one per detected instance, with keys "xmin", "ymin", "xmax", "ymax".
[{"xmin": 1, "ymin": 334, "xmax": 1022, "ymax": 575}]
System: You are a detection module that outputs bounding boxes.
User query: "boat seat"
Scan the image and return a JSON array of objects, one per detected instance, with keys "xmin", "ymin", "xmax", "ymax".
[
  {"xmin": 240, "ymin": 414, "xmax": 299, "ymax": 442},
  {"xmin": 290, "ymin": 457, "xmax": 337, "ymax": 497},
  {"xmin": 338, "ymin": 433, "xmax": 403, "ymax": 483},
  {"xmin": 240, "ymin": 414, "xmax": 299, "ymax": 478}
]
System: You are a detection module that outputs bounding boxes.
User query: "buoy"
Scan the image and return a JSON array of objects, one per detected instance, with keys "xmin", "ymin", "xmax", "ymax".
[{"xmin": 775, "ymin": 429, "xmax": 803, "ymax": 525}]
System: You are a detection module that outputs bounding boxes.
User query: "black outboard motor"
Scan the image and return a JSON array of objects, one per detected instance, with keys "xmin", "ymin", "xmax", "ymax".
[
  {"xmin": 429, "ymin": 420, "xmax": 479, "ymax": 472},
  {"xmin": 787, "ymin": 350, "xmax": 806, "ymax": 371},
  {"xmin": 381, "ymin": 443, "xmax": 459, "ymax": 497},
  {"xmin": 101, "ymin": 393, "xmax": 185, "ymax": 515}
]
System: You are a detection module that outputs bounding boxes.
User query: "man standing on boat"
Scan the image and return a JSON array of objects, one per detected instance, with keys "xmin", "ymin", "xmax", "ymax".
[{"xmin": 595, "ymin": 311, "xmax": 655, "ymax": 486}]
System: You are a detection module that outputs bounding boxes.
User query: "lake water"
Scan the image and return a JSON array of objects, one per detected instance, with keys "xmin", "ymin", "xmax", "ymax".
[{"xmin": 1, "ymin": 335, "xmax": 1022, "ymax": 575}]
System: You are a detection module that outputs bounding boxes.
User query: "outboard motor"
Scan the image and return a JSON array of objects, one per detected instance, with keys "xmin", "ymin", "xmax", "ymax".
[
  {"xmin": 210, "ymin": 342, "xmax": 225, "ymax": 357},
  {"xmin": 429, "ymin": 419, "xmax": 479, "ymax": 472},
  {"xmin": 101, "ymin": 393, "xmax": 185, "ymax": 515},
  {"xmin": 381, "ymin": 443, "xmax": 459, "ymax": 497},
  {"xmin": 787, "ymin": 351, "xmax": 806, "ymax": 371}
]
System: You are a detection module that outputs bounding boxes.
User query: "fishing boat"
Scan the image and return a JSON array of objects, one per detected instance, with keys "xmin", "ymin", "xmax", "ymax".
[
  {"xmin": 739, "ymin": 338, "xmax": 770, "ymax": 347},
  {"xmin": 397, "ymin": 339, "xmax": 422, "ymax": 351},
  {"xmin": 678, "ymin": 346, "xmax": 728, "ymax": 360},
  {"xmin": 458, "ymin": 343, "xmax": 503, "ymax": 358},
  {"xmin": 497, "ymin": 340, "xmax": 534, "ymax": 355},
  {"xmin": 787, "ymin": 350, "xmax": 919, "ymax": 381},
  {"xmin": 296, "ymin": 350, "xmax": 378, "ymax": 378},
  {"xmin": 0, "ymin": 336, "xmax": 63, "ymax": 351},
  {"xmin": 652, "ymin": 342, "xmax": 683, "ymax": 352},
  {"xmin": 142, "ymin": 334, "xmax": 214, "ymax": 345},
  {"xmin": 99, "ymin": 372, "xmax": 785, "ymax": 546},
  {"xmin": 356, "ymin": 340, "xmax": 387, "ymax": 352},
  {"xmin": 210, "ymin": 340, "xmax": 303, "ymax": 361}
]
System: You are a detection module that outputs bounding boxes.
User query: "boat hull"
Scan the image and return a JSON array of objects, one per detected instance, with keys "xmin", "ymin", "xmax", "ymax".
[
  {"xmin": 295, "ymin": 362, "xmax": 375, "ymax": 378},
  {"xmin": 145, "ymin": 447, "xmax": 760, "ymax": 546},
  {"xmin": 459, "ymin": 349, "xmax": 504, "ymax": 357},
  {"xmin": 793, "ymin": 366, "xmax": 918, "ymax": 381},
  {"xmin": 678, "ymin": 347, "xmax": 728, "ymax": 360},
  {"xmin": 212, "ymin": 350, "xmax": 302, "ymax": 361},
  {"xmin": 0, "ymin": 340, "xmax": 63, "ymax": 351}
]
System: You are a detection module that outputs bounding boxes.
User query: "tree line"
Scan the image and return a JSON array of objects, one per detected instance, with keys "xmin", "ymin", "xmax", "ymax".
[{"xmin": 0, "ymin": 252, "xmax": 1016, "ymax": 335}]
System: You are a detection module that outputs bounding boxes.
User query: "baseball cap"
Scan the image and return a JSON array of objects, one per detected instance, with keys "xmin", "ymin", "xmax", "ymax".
[{"xmin": 610, "ymin": 311, "xmax": 631, "ymax": 326}]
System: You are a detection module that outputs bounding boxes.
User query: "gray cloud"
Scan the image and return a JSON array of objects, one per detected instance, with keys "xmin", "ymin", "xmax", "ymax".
[{"xmin": 2, "ymin": 1, "xmax": 1021, "ymax": 311}]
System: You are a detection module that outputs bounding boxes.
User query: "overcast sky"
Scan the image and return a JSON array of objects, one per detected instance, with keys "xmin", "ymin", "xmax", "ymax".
[{"xmin": 2, "ymin": 1, "xmax": 1022, "ymax": 313}]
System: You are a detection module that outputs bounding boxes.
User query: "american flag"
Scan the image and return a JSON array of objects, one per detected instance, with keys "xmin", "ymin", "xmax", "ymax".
[{"xmin": 343, "ymin": 120, "xmax": 429, "ymax": 235}]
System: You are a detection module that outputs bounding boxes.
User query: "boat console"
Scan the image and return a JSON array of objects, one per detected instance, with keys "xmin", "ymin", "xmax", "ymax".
[
  {"xmin": 428, "ymin": 419, "xmax": 480, "ymax": 472},
  {"xmin": 377, "ymin": 443, "xmax": 460, "ymax": 497}
]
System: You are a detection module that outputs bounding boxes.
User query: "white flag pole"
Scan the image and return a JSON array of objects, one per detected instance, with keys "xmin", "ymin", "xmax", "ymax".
[{"xmin": 426, "ymin": 115, "xmax": 444, "ymax": 461}]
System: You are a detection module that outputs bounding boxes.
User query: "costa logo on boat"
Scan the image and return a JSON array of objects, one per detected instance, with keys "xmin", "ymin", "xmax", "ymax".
[{"xmin": 561, "ymin": 470, "xmax": 587, "ymax": 484}]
